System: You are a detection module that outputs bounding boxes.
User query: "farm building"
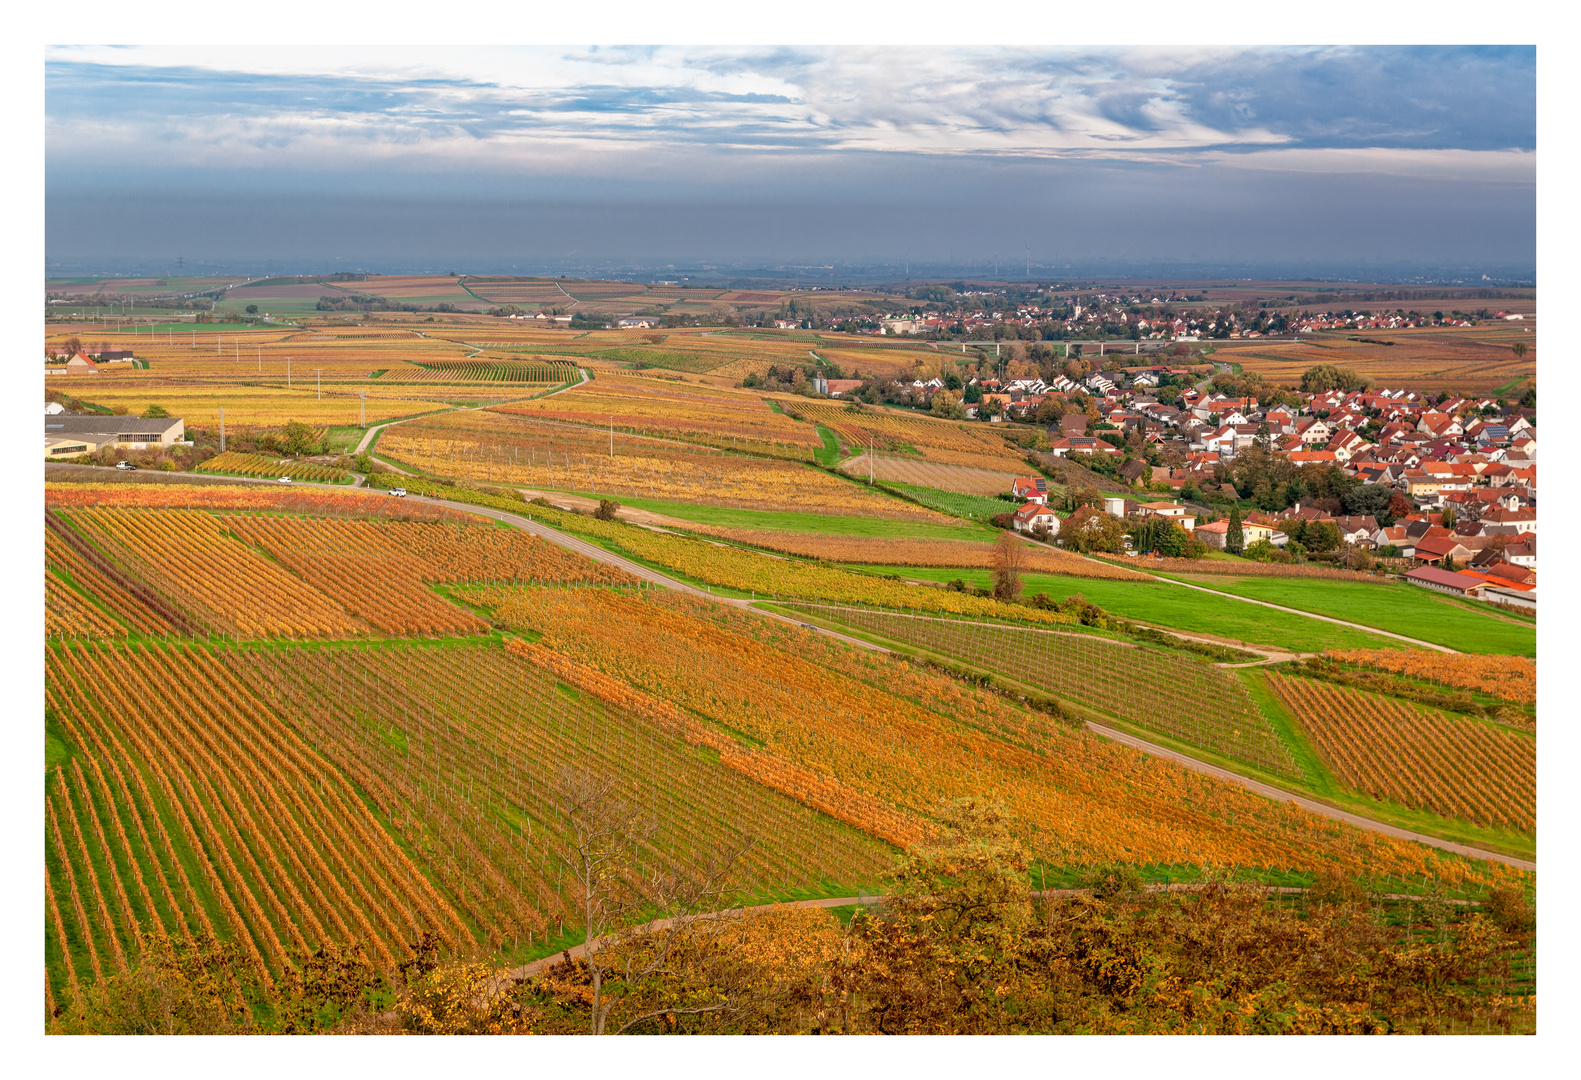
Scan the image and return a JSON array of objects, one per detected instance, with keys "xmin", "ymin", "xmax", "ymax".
[
  {"xmin": 45, "ymin": 435, "xmax": 107, "ymax": 458},
  {"xmin": 59, "ymin": 353, "xmax": 100, "ymax": 376},
  {"xmin": 1194, "ymin": 520, "xmax": 1230, "ymax": 549},
  {"xmin": 1402, "ymin": 566, "xmax": 1491, "ymax": 598},
  {"xmin": 45, "ymin": 414, "xmax": 186, "ymax": 450}
]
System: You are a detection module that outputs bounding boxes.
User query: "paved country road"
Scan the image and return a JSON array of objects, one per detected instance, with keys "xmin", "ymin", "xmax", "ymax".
[{"xmin": 44, "ymin": 464, "xmax": 1533, "ymax": 872}]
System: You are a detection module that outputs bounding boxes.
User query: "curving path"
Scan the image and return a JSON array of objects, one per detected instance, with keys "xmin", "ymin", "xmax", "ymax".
[{"xmin": 45, "ymin": 464, "xmax": 1532, "ymax": 871}]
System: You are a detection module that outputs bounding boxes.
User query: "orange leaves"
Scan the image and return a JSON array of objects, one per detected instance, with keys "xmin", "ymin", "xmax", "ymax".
[
  {"xmin": 60, "ymin": 506, "xmax": 366, "ymax": 639},
  {"xmin": 478, "ymin": 586, "xmax": 1519, "ymax": 888},
  {"xmin": 1325, "ymin": 649, "xmax": 1536, "ymax": 705}
]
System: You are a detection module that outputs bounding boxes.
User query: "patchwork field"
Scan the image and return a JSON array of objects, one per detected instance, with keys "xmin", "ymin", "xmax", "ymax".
[
  {"xmin": 377, "ymin": 408, "xmax": 944, "ymax": 520},
  {"xmin": 493, "ymin": 373, "xmax": 820, "ymax": 457},
  {"xmin": 780, "ymin": 399, "xmax": 1029, "ymax": 471},
  {"xmin": 40, "ymin": 477, "xmax": 1530, "ymax": 1030}
]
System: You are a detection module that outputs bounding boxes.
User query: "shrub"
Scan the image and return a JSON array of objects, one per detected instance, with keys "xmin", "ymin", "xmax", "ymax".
[{"xmin": 594, "ymin": 499, "xmax": 621, "ymax": 521}]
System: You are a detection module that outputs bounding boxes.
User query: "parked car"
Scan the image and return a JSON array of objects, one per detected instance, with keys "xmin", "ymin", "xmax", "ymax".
[
  {"xmin": 388, "ymin": 487, "xmax": 408, "ymax": 497},
  {"xmin": 277, "ymin": 476, "xmax": 292, "ymax": 484},
  {"xmin": 115, "ymin": 461, "xmax": 137, "ymax": 471}
]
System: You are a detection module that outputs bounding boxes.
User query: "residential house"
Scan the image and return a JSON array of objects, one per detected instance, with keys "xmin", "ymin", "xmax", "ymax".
[
  {"xmin": 1012, "ymin": 503, "xmax": 1061, "ymax": 536},
  {"xmin": 1011, "ymin": 477, "xmax": 1049, "ymax": 504}
]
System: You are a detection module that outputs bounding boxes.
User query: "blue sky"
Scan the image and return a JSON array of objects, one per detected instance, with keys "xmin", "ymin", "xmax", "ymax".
[{"xmin": 45, "ymin": 45, "xmax": 1536, "ymax": 278}]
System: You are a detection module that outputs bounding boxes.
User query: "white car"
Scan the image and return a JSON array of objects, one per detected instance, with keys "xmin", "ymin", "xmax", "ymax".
[
  {"xmin": 277, "ymin": 476, "xmax": 292, "ymax": 484},
  {"xmin": 115, "ymin": 461, "xmax": 137, "ymax": 471},
  {"xmin": 388, "ymin": 487, "xmax": 408, "ymax": 497}
]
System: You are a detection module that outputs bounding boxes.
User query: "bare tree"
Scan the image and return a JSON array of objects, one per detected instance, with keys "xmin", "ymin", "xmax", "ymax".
[
  {"xmin": 553, "ymin": 768, "xmax": 757, "ymax": 1034},
  {"xmin": 991, "ymin": 531, "xmax": 1027, "ymax": 601}
]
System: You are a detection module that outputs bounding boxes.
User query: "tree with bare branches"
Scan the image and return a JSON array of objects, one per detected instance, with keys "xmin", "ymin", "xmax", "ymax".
[
  {"xmin": 549, "ymin": 768, "xmax": 758, "ymax": 1034},
  {"xmin": 991, "ymin": 531, "xmax": 1026, "ymax": 601}
]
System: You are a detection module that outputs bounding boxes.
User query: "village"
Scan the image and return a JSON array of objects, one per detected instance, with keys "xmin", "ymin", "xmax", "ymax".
[{"xmin": 813, "ymin": 357, "xmax": 1537, "ymax": 612}]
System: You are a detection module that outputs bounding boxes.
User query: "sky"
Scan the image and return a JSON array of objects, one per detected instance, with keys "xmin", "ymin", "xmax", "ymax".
[{"xmin": 44, "ymin": 45, "xmax": 1536, "ymax": 280}]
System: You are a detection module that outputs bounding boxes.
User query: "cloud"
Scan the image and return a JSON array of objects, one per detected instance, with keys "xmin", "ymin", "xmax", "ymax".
[{"xmin": 46, "ymin": 45, "xmax": 1534, "ymax": 172}]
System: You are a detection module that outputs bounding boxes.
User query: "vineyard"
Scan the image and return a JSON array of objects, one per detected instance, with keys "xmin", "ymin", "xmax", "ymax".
[
  {"xmin": 380, "ymin": 360, "xmax": 579, "ymax": 384},
  {"xmin": 229, "ymin": 516, "xmax": 634, "ymax": 636},
  {"xmin": 1325, "ymin": 648, "xmax": 1536, "ymax": 705},
  {"xmin": 44, "ymin": 639, "xmax": 885, "ymax": 1007},
  {"xmin": 683, "ymin": 527, "xmax": 1149, "ymax": 581},
  {"xmin": 878, "ymin": 482, "xmax": 1027, "ymax": 522},
  {"xmin": 376, "ymin": 408, "xmax": 947, "ymax": 520},
  {"xmin": 494, "ymin": 499, "xmax": 1083, "ymax": 622},
  {"xmin": 837, "ymin": 452, "xmax": 1025, "ymax": 497},
  {"xmin": 458, "ymin": 587, "xmax": 1510, "ymax": 888},
  {"xmin": 1110, "ymin": 556, "xmax": 1391, "ymax": 583},
  {"xmin": 57, "ymin": 507, "xmax": 368, "ymax": 639},
  {"xmin": 45, "ymin": 481, "xmax": 468, "ymax": 521},
  {"xmin": 198, "ymin": 451, "xmax": 350, "ymax": 484},
  {"xmin": 1267, "ymin": 674, "xmax": 1535, "ymax": 832},
  {"xmin": 782, "ymin": 602, "xmax": 1303, "ymax": 778},
  {"xmin": 780, "ymin": 399, "xmax": 1028, "ymax": 470},
  {"xmin": 491, "ymin": 373, "xmax": 822, "ymax": 458},
  {"xmin": 45, "ymin": 500, "xmax": 638, "ymax": 641}
]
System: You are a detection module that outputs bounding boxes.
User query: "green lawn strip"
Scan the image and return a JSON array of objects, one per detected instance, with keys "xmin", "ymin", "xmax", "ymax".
[
  {"xmin": 812, "ymin": 425, "xmax": 842, "ymax": 467},
  {"xmin": 1154, "ymin": 572, "xmax": 1535, "ymax": 656},
  {"xmin": 1492, "ymin": 375, "xmax": 1529, "ymax": 396},
  {"xmin": 840, "ymin": 565, "xmax": 1402, "ymax": 652},
  {"xmin": 1236, "ymin": 669, "xmax": 1339, "ymax": 798}
]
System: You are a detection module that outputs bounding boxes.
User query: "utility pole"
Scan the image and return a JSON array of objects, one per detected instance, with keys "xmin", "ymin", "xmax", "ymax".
[
  {"xmin": 288, "ymin": 356, "xmax": 292, "ymax": 389},
  {"xmin": 869, "ymin": 435, "xmax": 873, "ymax": 485},
  {"xmin": 220, "ymin": 407, "xmax": 226, "ymax": 452},
  {"xmin": 609, "ymin": 415, "xmax": 613, "ymax": 457},
  {"xmin": 315, "ymin": 368, "xmax": 323, "ymax": 401},
  {"xmin": 257, "ymin": 346, "xmax": 261, "ymax": 373},
  {"xmin": 359, "ymin": 391, "xmax": 366, "ymax": 427}
]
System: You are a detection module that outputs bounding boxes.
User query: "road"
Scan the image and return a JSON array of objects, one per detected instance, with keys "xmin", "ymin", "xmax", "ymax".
[{"xmin": 46, "ymin": 464, "xmax": 1531, "ymax": 871}]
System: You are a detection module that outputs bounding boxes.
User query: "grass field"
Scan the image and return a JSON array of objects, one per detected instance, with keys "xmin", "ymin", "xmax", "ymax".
[
  {"xmin": 847, "ymin": 566, "xmax": 1406, "ymax": 652},
  {"xmin": 1158, "ymin": 573, "xmax": 1536, "ymax": 656}
]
